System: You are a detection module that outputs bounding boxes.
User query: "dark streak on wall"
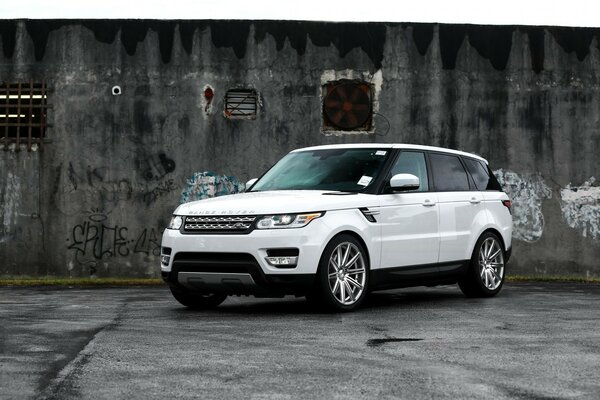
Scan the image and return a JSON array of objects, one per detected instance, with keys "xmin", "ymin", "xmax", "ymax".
[
  {"xmin": 550, "ymin": 27, "xmax": 600, "ymax": 61},
  {"xmin": 438, "ymin": 25, "xmax": 466, "ymax": 69},
  {"xmin": 253, "ymin": 21, "xmax": 386, "ymax": 68},
  {"xmin": 411, "ymin": 24, "xmax": 434, "ymax": 56},
  {"xmin": 0, "ymin": 20, "xmax": 16, "ymax": 59},
  {"xmin": 1, "ymin": 20, "xmax": 599, "ymax": 72},
  {"xmin": 524, "ymin": 28, "xmax": 545, "ymax": 73},
  {"xmin": 467, "ymin": 25, "xmax": 513, "ymax": 70}
]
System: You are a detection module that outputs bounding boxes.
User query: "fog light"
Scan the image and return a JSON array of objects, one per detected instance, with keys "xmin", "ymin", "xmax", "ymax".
[
  {"xmin": 265, "ymin": 256, "xmax": 298, "ymax": 267},
  {"xmin": 161, "ymin": 255, "xmax": 170, "ymax": 266}
]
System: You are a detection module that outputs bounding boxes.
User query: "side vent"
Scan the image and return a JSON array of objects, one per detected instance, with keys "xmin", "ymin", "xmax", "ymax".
[{"xmin": 359, "ymin": 207, "xmax": 379, "ymax": 223}]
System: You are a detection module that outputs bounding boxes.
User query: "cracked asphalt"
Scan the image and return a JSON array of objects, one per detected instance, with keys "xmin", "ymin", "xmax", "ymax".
[{"xmin": 1, "ymin": 282, "xmax": 599, "ymax": 399}]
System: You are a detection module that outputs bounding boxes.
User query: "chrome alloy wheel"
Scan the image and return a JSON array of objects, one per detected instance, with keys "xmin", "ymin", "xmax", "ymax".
[
  {"xmin": 479, "ymin": 237, "xmax": 505, "ymax": 290},
  {"xmin": 327, "ymin": 242, "xmax": 366, "ymax": 305}
]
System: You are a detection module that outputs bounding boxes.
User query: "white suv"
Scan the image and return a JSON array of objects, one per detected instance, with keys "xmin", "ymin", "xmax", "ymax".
[{"xmin": 161, "ymin": 144, "xmax": 512, "ymax": 311}]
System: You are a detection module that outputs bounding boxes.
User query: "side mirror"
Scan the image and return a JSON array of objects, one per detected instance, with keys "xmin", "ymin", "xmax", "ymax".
[
  {"xmin": 390, "ymin": 173, "xmax": 420, "ymax": 192},
  {"xmin": 245, "ymin": 178, "xmax": 258, "ymax": 191}
]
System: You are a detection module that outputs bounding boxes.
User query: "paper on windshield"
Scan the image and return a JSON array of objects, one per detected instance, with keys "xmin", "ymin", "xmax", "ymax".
[{"xmin": 357, "ymin": 176, "xmax": 372, "ymax": 186}]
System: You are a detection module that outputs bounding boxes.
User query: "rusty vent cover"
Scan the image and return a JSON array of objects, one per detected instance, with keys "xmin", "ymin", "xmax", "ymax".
[
  {"xmin": 225, "ymin": 89, "xmax": 257, "ymax": 119},
  {"xmin": 323, "ymin": 81, "xmax": 372, "ymax": 131}
]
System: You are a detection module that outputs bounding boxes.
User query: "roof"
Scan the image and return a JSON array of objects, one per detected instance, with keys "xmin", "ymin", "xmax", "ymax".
[{"xmin": 291, "ymin": 143, "xmax": 488, "ymax": 163}]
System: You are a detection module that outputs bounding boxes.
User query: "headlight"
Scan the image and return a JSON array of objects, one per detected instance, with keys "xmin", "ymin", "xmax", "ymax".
[
  {"xmin": 256, "ymin": 212, "xmax": 323, "ymax": 229},
  {"xmin": 167, "ymin": 215, "xmax": 183, "ymax": 230}
]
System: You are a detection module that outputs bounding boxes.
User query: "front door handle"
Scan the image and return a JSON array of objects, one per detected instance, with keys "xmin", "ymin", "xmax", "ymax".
[
  {"xmin": 422, "ymin": 199, "xmax": 436, "ymax": 207},
  {"xmin": 470, "ymin": 197, "xmax": 481, "ymax": 204}
]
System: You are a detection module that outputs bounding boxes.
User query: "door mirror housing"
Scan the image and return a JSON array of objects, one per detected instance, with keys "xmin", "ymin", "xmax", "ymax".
[
  {"xmin": 390, "ymin": 173, "xmax": 420, "ymax": 192},
  {"xmin": 246, "ymin": 178, "xmax": 258, "ymax": 191}
]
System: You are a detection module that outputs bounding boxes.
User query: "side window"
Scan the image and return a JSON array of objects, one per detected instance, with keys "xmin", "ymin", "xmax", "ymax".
[
  {"xmin": 389, "ymin": 151, "xmax": 429, "ymax": 192},
  {"xmin": 463, "ymin": 157, "xmax": 502, "ymax": 191},
  {"xmin": 463, "ymin": 158, "xmax": 489, "ymax": 191},
  {"xmin": 429, "ymin": 153, "xmax": 470, "ymax": 191},
  {"xmin": 480, "ymin": 161, "xmax": 502, "ymax": 191}
]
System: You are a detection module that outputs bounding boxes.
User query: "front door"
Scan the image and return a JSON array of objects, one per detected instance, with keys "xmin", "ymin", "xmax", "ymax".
[{"xmin": 378, "ymin": 151, "xmax": 440, "ymax": 270}]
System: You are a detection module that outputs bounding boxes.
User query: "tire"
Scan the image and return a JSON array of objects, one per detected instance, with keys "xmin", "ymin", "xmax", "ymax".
[
  {"xmin": 308, "ymin": 234, "xmax": 369, "ymax": 312},
  {"xmin": 459, "ymin": 231, "xmax": 506, "ymax": 298},
  {"xmin": 170, "ymin": 288, "xmax": 228, "ymax": 309}
]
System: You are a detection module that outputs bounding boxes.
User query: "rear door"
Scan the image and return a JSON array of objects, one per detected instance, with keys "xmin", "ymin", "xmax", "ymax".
[{"xmin": 429, "ymin": 152, "xmax": 486, "ymax": 265}]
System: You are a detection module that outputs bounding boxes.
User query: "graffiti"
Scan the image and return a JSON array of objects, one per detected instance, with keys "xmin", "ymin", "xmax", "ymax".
[
  {"xmin": 143, "ymin": 178, "xmax": 177, "ymax": 205},
  {"xmin": 138, "ymin": 152, "xmax": 176, "ymax": 181},
  {"xmin": 54, "ymin": 162, "xmax": 135, "ymax": 215},
  {"xmin": 133, "ymin": 228, "xmax": 161, "ymax": 255},
  {"xmin": 67, "ymin": 211, "xmax": 130, "ymax": 260},
  {"xmin": 560, "ymin": 177, "xmax": 600, "ymax": 239},
  {"xmin": 67, "ymin": 210, "xmax": 161, "ymax": 274},
  {"xmin": 494, "ymin": 169, "xmax": 552, "ymax": 242},
  {"xmin": 180, "ymin": 171, "xmax": 244, "ymax": 204}
]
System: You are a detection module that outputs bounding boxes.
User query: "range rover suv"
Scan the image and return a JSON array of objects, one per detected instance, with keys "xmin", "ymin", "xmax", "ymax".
[{"xmin": 161, "ymin": 144, "xmax": 512, "ymax": 311}]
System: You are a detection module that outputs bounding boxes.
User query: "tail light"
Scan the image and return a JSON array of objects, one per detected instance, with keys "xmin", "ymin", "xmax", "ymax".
[{"xmin": 502, "ymin": 200, "xmax": 512, "ymax": 214}]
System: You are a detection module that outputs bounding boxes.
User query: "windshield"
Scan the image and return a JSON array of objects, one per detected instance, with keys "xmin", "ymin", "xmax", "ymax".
[{"xmin": 251, "ymin": 148, "xmax": 390, "ymax": 192}]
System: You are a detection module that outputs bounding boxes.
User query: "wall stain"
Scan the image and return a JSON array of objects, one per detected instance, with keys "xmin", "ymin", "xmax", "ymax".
[
  {"xmin": 411, "ymin": 24, "xmax": 434, "ymax": 56},
  {"xmin": 524, "ymin": 27, "xmax": 545, "ymax": 73},
  {"xmin": 467, "ymin": 25, "xmax": 513, "ymax": 70},
  {"xmin": 1, "ymin": 20, "xmax": 598, "ymax": 72},
  {"xmin": 550, "ymin": 27, "xmax": 599, "ymax": 62},
  {"xmin": 254, "ymin": 21, "xmax": 387, "ymax": 68},
  {"xmin": 0, "ymin": 20, "xmax": 16, "ymax": 59}
]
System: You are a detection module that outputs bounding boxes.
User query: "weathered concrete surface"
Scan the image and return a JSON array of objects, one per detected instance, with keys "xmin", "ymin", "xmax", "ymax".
[
  {"xmin": 0, "ymin": 21, "xmax": 598, "ymax": 277},
  {"xmin": 1, "ymin": 283, "xmax": 599, "ymax": 399}
]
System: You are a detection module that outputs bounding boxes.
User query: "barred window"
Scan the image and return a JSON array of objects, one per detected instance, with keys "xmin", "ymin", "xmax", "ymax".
[
  {"xmin": 224, "ymin": 89, "xmax": 257, "ymax": 119},
  {"xmin": 0, "ymin": 81, "xmax": 49, "ymax": 151}
]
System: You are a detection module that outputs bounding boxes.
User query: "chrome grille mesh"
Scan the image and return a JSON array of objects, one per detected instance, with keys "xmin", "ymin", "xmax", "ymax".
[{"xmin": 183, "ymin": 215, "xmax": 257, "ymax": 233}]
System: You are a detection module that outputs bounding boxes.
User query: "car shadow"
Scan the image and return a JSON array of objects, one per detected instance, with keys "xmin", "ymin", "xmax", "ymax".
[{"xmin": 171, "ymin": 286, "xmax": 467, "ymax": 316}]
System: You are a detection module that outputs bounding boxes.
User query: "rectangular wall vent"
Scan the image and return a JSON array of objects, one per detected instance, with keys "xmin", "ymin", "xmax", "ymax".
[{"xmin": 224, "ymin": 89, "xmax": 257, "ymax": 119}]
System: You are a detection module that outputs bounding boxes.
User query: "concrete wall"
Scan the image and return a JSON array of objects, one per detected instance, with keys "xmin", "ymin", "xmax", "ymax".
[{"xmin": 0, "ymin": 20, "xmax": 598, "ymax": 278}]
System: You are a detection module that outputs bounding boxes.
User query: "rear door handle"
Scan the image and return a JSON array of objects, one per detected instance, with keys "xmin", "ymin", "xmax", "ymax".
[
  {"xmin": 470, "ymin": 197, "xmax": 481, "ymax": 204},
  {"xmin": 422, "ymin": 199, "xmax": 436, "ymax": 207}
]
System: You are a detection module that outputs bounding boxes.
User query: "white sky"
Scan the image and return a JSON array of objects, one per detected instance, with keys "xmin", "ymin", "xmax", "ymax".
[{"xmin": 1, "ymin": 0, "xmax": 599, "ymax": 28}]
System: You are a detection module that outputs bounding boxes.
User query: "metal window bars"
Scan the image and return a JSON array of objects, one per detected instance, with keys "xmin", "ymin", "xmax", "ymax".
[
  {"xmin": 224, "ymin": 89, "xmax": 257, "ymax": 119},
  {"xmin": 1, "ymin": 81, "xmax": 49, "ymax": 151}
]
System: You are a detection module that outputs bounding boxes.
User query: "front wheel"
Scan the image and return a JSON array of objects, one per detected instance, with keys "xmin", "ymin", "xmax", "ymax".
[
  {"xmin": 308, "ymin": 234, "xmax": 369, "ymax": 312},
  {"xmin": 459, "ymin": 232, "xmax": 506, "ymax": 298},
  {"xmin": 170, "ymin": 288, "xmax": 228, "ymax": 309}
]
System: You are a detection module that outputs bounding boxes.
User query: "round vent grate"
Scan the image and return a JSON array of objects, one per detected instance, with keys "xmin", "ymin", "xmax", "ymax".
[{"xmin": 323, "ymin": 82, "xmax": 372, "ymax": 130}]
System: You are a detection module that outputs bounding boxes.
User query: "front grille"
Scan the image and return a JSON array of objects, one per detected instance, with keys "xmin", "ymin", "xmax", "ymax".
[{"xmin": 183, "ymin": 215, "xmax": 257, "ymax": 234}]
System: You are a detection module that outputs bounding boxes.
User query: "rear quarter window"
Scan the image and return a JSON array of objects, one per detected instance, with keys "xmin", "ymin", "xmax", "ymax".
[{"xmin": 463, "ymin": 157, "xmax": 502, "ymax": 191}]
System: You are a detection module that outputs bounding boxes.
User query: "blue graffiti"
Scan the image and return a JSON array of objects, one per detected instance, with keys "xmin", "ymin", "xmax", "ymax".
[{"xmin": 179, "ymin": 171, "xmax": 244, "ymax": 204}]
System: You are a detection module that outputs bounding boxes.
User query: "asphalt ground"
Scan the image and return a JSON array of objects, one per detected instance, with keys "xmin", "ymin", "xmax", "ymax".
[{"xmin": 1, "ymin": 282, "xmax": 599, "ymax": 399}]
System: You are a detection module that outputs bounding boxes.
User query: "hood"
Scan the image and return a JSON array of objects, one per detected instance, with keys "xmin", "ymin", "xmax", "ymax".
[{"xmin": 174, "ymin": 190, "xmax": 378, "ymax": 215}]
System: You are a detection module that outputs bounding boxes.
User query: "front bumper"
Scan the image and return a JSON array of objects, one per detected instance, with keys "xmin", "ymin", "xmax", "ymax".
[
  {"xmin": 161, "ymin": 219, "xmax": 332, "ymax": 275},
  {"xmin": 160, "ymin": 219, "xmax": 334, "ymax": 295}
]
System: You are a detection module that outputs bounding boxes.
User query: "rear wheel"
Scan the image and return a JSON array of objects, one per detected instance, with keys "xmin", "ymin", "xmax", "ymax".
[
  {"xmin": 459, "ymin": 232, "xmax": 506, "ymax": 298},
  {"xmin": 309, "ymin": 234, "xmax": 369, "ymax": 312},
  {"xmin": 170, "ymin": 288, "xmax": 228, "ymax": 309}
]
